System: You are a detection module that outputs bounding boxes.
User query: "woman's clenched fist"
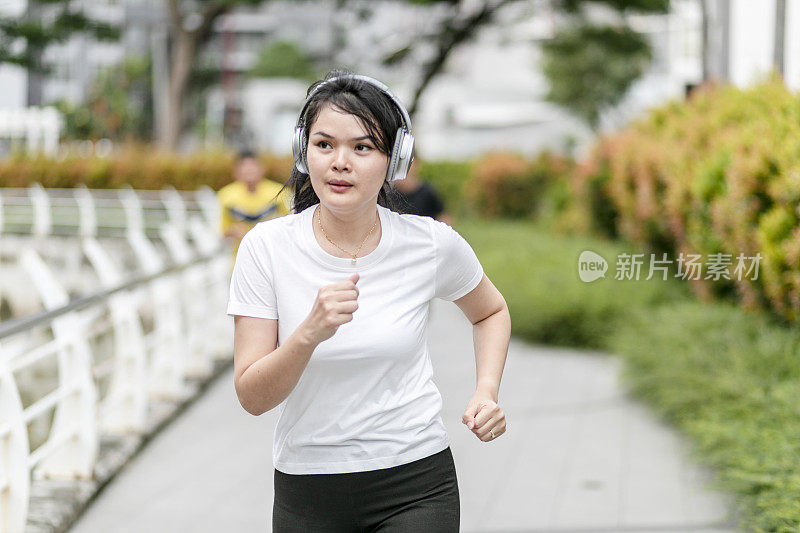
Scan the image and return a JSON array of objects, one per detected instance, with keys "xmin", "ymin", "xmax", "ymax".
[{"xmin": 299, "ymin": 273, "xmax": 360, "ymax": 346}]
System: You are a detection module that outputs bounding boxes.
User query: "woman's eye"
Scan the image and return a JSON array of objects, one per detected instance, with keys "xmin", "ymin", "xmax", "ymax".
[
  {"xmin": 355, "ymin": 144, "xmax": 373, "ymax": 152},
  {"xmin": 316, "ymin": 140, "xmax": 331, "ymax": 149}
]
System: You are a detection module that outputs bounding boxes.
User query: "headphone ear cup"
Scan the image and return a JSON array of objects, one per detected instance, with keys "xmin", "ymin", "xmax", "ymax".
[
  {"xmin": 292, "ymin": 126, "xmax": 308, "ymax": 174},
  {"xmin": 389, "ymin": 131, "xmax": 414, "ymax": 182},
  {"xmin": 386, "ymin": 129, "xmax": 404, "ymax": 182}
]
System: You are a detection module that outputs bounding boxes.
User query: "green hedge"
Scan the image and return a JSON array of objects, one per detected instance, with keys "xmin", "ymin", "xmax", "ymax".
[
  {"xmin": 459, "ymin": 217, "xmax": 800, "ymax": 532},
  {"xmin": 0, "ymin": 149, "xmax": 574, "ymax": 224},
  {"xmin": 0, "ymin": 147, "xmax": 294, "ymax": 190},
  {"xmin": 466, "ymin": 151, "xmax": 575, "ymax": 220},
  {"xmin": 565, "ymin": 77, "xmax": 800, "ymax": 321}
]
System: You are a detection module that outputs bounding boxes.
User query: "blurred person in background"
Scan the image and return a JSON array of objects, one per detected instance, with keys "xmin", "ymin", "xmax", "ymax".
[
  {"xmin": 393, "ymin": 160, "xmax": 452, "ymax": 225},
  {"xmin": 218, "ymin": 149, "xmax": 292, "ymax": 255},
  {"xmin": 227, "ymin": 72, "xmax": 510, "ymax": 532}
]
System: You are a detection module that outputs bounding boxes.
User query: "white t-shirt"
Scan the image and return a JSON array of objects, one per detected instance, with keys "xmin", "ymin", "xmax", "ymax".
[{"xmin": 226, "ymin": 203, "xmax": 483, "ymax": 474}]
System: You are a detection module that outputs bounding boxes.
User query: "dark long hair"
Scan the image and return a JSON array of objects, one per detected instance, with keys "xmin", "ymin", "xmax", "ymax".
[{"xmin": 281, "ymin": 70, "xmax": 404, "ymax": 213}]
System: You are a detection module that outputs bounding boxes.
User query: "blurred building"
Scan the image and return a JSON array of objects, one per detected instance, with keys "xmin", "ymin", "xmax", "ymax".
[
  {"xmin": 0, "ymin": 0, "xmax": 129, "ymax": 108},
  {"xmin": 1, "ymin": 0, "xmax": 799, "ymax": 158}
]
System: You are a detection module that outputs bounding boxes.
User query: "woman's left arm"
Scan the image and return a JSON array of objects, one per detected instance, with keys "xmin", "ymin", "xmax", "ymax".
[{"xmin": 453, "ymin": 273, "xmax": 511, "ymax": 442}]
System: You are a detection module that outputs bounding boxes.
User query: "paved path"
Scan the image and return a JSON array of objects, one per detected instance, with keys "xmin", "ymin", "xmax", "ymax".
[{"xmin": 68, "ymin": 299, "xmax": 739, "ymax": 532}]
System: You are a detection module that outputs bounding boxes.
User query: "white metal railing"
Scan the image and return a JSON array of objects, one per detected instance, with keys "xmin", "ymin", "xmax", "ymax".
[
  {"xmin": 0, "ymin": 184, "xmax": 220, "ymax": 239},
  {"xmin": 0, "ymin": 186, "xmax": 233, "ymax": 533},
  {"xmin": 0, "ymin": 184, "xmax": 222, "ymax": 307}
]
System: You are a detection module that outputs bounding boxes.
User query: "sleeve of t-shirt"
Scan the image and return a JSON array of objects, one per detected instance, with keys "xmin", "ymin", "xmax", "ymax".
[
  {"xmin": 226, "ymin": 228, "xmax": 279, "ymax": 319},
  {"xmin": 432, "ymin": 220, "xmax": 484, "ymax": 301}
]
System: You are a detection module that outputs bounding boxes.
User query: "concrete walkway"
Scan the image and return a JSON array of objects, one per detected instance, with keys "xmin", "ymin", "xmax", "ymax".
[{"xmin": 68, "ymin": 299, "xmax": 739, "ymax": 533}]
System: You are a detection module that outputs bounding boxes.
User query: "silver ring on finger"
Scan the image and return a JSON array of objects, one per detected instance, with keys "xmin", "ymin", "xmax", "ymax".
[{"xmin": 489, "ymin": 429, "xmax": 495, "ymax": 439}]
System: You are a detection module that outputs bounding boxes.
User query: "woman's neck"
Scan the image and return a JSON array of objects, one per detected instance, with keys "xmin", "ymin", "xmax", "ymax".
[{"xmin": 314, "ymin": 203, "xmax": 381, "ymax": 255}]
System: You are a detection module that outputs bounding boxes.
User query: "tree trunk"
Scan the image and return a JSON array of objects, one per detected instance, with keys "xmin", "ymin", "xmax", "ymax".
[
  {"xmin": 160, "ymin": 0, "xmax": 230, "ymax": 150},
  {"xmin": 25, "ymin": 1, "xmax": 44, "ymax": 106},
  {"xmin": 152, "ymin": 26, "xmax": 171, "ymax": 144},
  {"xmin": 163, "ymin": 30, "xmax": 197, "ymax": 150},
  {"xmin": 773, "ymin": 0, "xmax": 786, "ymax": 77},
  {"xmin": 719, "ymin": 0, "xmax": 730, "ymax": 80},
  {"xmin": 699, "ymin": 0, "xmax": 709, "ymax": 82}
]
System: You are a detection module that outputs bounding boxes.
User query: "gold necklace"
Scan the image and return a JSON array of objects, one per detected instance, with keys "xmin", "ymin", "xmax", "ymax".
[{"xmin": 316, "ymin": 206, "xmax": 379, "ymax": 265}]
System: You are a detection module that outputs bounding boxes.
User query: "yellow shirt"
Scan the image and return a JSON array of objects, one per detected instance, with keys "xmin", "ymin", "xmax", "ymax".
[{"xmin": 218, "ymin": 179, "xmax": 292, "ymax": 255}]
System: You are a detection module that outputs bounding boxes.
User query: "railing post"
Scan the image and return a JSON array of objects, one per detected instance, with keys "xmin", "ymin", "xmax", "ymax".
[
  {"xmin": 0, "ymin": 349, "xmax": 30, "ymax": 533},
  {"xmin": 194, "ymin": 186, "xmax": 220, "ymax": 232},
  {"xmin": 161, "ymin": 186, "xmax": 187, "ymax": 237},
  {"xmin": 28, "ymin": 184, "xmax": 51, "ymax": 239},
  {"xmin": 74, "ymin": 185, "xmax": 97, "ymax": 238},
  {"xmin": 188, "ymin": 216, "xmax": 233, "ymax": 359},
  {"xmin": 159, "ymin": 223, "xmax": 212, "ymax": 377},
  {"xmin": 82, "ymin": 238, "xmax": 147, "ymax": 434},
  {"xmin": 20, "ymin": 250, "xmax": 98, "ymax": 480},
  {"xmin": 125, "ymin": 228, "xmax": 188, "ymax": 399},
  {"xmin": 119, "ymin": 186, "xmax": 144, "ymax": 237}
]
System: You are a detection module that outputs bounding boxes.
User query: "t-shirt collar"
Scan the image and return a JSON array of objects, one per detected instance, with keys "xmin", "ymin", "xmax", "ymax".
[{"xmin": 301, "ymin": 203, "xmax": 393, "ymax": 271}]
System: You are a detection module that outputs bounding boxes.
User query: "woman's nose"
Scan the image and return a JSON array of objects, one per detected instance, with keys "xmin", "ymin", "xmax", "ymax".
[{"xmin": 331, "ymin": 148, "xmax": 351, "ymax": 172}]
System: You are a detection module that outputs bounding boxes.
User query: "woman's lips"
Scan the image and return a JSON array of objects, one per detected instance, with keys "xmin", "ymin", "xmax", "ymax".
[{"xmin": 328, "ymin": 181, "xmax": 353, "ymax": 193}]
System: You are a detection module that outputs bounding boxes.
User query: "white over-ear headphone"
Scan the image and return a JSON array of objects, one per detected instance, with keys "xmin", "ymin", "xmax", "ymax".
[{"xmin": 292, "ymin": 74, "xmax": 415, "ymax": 182}]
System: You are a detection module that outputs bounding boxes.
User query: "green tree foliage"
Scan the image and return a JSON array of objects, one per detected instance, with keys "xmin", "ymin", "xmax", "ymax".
[
  {"xmin": 249, "ymin": 40, "xmax": 317, "ymax": 81},
  {"xmin": 541, "ymin": 23, "xmax": 652, "ymax": 130},
  {"xmin": 55, "ymin": 56, "xmax": 153, "ymax": 142},
  {"xmin": 0, "ymin": 0, "xmax": 119, "ymax": 72},
  {"xmin": 383, "ymin": 0, "xmax": 666, "ymax": 118}
]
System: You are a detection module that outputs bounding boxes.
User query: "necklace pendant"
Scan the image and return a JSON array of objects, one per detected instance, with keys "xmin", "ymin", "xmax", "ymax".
[{"xmin": 351, "ymin": 258, "xmax": 357, "ymax": 265}]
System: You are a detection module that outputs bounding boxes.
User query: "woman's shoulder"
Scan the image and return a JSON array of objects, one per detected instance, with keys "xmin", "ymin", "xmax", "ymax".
[{"xmin": 385, "ymin": 206, "xmax": 452, "ymax": 241}]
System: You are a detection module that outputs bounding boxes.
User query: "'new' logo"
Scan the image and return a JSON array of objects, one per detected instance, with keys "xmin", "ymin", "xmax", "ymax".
[{"xmin": 578, "ymin": 250, "xmax": 607, "ymax": 282}]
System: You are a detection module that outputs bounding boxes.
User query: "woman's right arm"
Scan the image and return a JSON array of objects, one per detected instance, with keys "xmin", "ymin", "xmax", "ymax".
[
  {"xmin": 233, "ymin": 273, "xmax": 360, "ymax": 416},
  {"xmin": 233, "ymin": 316, "xmax": 318, "ymax": 415}
]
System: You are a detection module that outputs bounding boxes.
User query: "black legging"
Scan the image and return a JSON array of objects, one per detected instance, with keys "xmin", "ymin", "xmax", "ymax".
[{"xmin": 272, "ymin": 447, "xmax": 460, "ymax": 532}]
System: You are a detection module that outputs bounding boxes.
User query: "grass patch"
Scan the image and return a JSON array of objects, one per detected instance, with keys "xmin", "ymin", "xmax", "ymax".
[
  {"xmin": 457, "ymin": 217, "xmax": 800, "ymax": 532},
  {"xmin": 458, "ymin": 218, "xmax": 689, "ymax": 348}
]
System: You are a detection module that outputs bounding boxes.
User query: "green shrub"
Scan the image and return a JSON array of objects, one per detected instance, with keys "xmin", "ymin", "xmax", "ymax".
[
  {"xmin": 610, "ymin": 302, "xmax": 800, "ymax": 532},
  {"xmin": 574, "ymin": 77, "xmax": 800, "ymax": 321},
  {"xmin": 466, "ymin": 151, "xmax": 574, "ymax": 220}
]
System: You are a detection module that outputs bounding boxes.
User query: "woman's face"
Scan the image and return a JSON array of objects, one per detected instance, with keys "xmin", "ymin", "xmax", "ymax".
[{"xmin": 306, "ymin": 104, "xmax": 389, "ymax": 216}]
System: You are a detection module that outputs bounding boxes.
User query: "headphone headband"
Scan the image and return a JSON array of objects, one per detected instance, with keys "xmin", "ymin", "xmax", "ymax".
[
  {"xmin": 300, "ymin": 74, "xmax": 413, "ymax": 134},
  {"xmin": 292, "ymin": 74, "xmax": 415, "ymax": 182}
]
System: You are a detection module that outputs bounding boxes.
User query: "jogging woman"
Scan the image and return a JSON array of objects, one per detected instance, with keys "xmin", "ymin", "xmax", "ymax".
[{"xmin": 227, "ymin": 71, "xmax": 511, "ymax": 532}]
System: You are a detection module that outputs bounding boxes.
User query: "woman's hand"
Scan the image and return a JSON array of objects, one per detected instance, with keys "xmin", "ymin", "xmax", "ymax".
[
  {"xmin": 462, "ymin": 393, "xmax": 506, "ymax": 442},
  {"xmin": 299, "ymin": 273, "xmax": 360, "ymax": 346}
]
